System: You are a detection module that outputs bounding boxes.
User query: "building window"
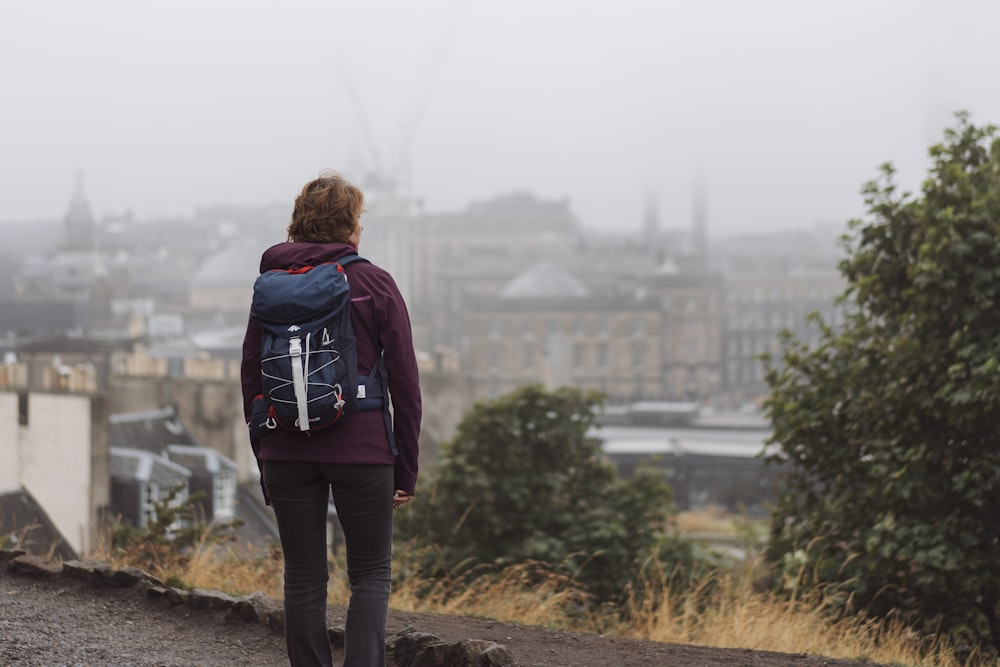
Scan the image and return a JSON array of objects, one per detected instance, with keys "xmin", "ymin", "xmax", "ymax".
[
  {"xmin": 632, "ymin": 344, "xmax": 646, "ymax": 369},
  {"xmin": 214, "ymin": 471, "xmax": 237, "ymax": 521},
  {"xmin": 573, "ymin": 342, "xmax": 584, "ymax": 368},
  {"xmin": 523, "ymin": 344, "xmax": 535, "ymax": 368},
  {"xmin": 144, "ymin": 483, "xmax": 188, "ymax": 530},
  {"xmin": 143, "ymin": 483, "xmax": 160, "ymax": 526},
  {"xmin": 596, "ymin": 342, "xmax": 608, "ymax": 368}
]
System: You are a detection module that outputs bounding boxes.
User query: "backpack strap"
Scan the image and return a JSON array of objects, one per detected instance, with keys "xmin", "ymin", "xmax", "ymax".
[
  {"xmin": 288, "ymin": 336, "xmax": 311, "ymax": 431},
  {"xmin": 336, "ymin": 253, "xmax": 368, "ymax": 269},
  {"xmin": 354, "ymin": 362, "xmax": 397, "ymax": 455}
]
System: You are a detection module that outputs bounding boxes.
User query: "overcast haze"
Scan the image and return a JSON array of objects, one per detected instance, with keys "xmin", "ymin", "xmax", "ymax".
[{"xmin": 2, "ymin": 0, "xmax": 1000, "ymax": 236}]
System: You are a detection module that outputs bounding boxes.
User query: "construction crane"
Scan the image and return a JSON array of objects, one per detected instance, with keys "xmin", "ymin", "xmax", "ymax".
[{"xmin": 335, "ymin": 2, "xmax": 463, "ymax": 215}]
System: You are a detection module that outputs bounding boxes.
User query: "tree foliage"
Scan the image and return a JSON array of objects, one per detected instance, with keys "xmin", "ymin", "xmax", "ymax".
[
  {"xmin": 396, "ymin": 384, "xmax": 681, "ymax": 603},
  {"xmin": 763, "ymin": 113, "xmax": 1000, "ymax": 654}
]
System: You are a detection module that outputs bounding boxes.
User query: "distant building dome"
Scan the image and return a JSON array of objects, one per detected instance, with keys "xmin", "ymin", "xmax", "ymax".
[
  {"xmin": 653, "ymin": 258, "xmax": 681, "ymax": 276},
  {"xmin": 499, "ymin": 262, "xmax": 588, "ymax": 299},
  {"xmin": 189, "ymin": 241, "xmax": 260, "ymax": 310},
  {"xmin": 191, "ymin": 241, "xmax": 260, "ymax": 288}
]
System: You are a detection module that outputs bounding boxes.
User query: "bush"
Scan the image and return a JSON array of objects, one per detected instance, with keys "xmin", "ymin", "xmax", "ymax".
[
  {"xmin": 396, "ymin": 384, "xmax": 693, "ymax": 604},
  {"xmin": 764, "ymin": 113, "xmax": 1000, "ymax": 656}
]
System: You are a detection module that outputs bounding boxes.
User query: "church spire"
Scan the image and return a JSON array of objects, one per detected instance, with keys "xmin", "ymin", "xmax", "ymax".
[
  {"xmin": 692, "ymin": 180, "xmax": 707, "ymax": 271},
  {"xmin": 62, "ymin": 171, "xmax": 97, "ymax": 252}
]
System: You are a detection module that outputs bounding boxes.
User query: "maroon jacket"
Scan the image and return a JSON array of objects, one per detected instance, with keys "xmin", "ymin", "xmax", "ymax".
[{"xmin": 240, "ymin": 242, "xmax": 421, "ymax": 495}]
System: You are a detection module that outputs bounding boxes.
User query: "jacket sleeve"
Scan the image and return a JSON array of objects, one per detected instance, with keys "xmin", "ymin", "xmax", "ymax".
[
  {"xmin": 376, "ymin": 273, "xmax": 422, "ymax": 495},
  {"xmin": 240, "ymin": 312, "xmax": 271, "ymax": 505}
]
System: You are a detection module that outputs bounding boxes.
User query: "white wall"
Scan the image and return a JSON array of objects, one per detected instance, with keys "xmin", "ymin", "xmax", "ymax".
[
  {"xmin": 0, "ymin": 393, "xmax": 18, "ymax": 491},
  {"xmin": 18, "ymin": 393, "xmax": 94, "ymax": 555}
]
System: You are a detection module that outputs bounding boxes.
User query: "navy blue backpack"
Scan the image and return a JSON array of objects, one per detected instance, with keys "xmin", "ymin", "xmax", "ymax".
[{"xmin": 249, "ymin": 255, "xmax": 388, "ymax": 436}]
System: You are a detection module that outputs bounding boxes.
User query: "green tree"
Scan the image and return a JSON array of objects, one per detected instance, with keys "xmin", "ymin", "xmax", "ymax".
[
  {"xmin": 763, "ymin": 113, "xmax": 1000, "ymax": 654},
  {"xmin": 397, "ymin": 384, "xmax": 678, "ymax": 603}
]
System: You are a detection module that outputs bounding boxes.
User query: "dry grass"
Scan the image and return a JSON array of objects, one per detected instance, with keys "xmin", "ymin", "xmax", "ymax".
[
  {"xmin": 91, "ymin": 519, "xmax": 984, "ymax": 667},
  {"xmin": 179, "ymin": 540, "xmax": 285, "ymax": 599},
  {"xmin": 94, "ymin": 521, "xmax": 285, "ymax": 598},
  {"xmin": 389, "ymin": 558, "xmax": 585, "ymax": 629},
  {"xmin": 674, "ymin": 506, "xmax": 745, "ymax": 534},
  {"xmin": 615, "ymin": 560, "xmax": 973, "ymax": 667}
]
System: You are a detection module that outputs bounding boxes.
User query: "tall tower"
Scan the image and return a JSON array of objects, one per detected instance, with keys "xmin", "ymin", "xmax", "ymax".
[
  {"xmin": 692, "ymin": 180, "xmax": 707, "ymax": 272},
  {"xmin": 62, "ymin": 172, "xmax": 97, "ymax": 252}
]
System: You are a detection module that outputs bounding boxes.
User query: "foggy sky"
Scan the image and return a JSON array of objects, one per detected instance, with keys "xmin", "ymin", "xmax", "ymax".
[{"xmin": 2, "ymin": 0, "xmax": 999, "ymax": 236}]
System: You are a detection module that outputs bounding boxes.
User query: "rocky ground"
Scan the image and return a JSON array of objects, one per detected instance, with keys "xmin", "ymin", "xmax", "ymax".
[{"xmin": 0, "ymin": 552, "xmax": 888, "ymax": 667}]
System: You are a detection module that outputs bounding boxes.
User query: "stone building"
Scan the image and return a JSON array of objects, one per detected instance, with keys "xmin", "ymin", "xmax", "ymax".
[
  {"xmin": 713, "ymin": 225, "xmax": 845, "ymax": 404},
  {"xmin": 459, "ymin": 263, "xmax": 665, "ymax": 402},
  {"xmin": 7, "ymin": 179, "xmax": 850, "ymax": 433},
  {"xmin": 0, "ymin": 389, "xmax": 111, "ymax": 557},
  {"xmin": 721, "ymin": 269, "xmax": 845, "ymax": 401},
  {"xmin": 403, "ymin": 192, "xmax": 583, "ymax": 357},
  {"xmin": 641, "ymin": 263, "xmax": 725, "ymax": 400},
  {"xmin": 363, "ymin": 190, "xmax": 731, "ymax": 406}
]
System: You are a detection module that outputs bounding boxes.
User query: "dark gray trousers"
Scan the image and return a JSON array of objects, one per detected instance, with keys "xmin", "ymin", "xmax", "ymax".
[{"xmin": 263, "ymin": 461, "xmax": 394, "ymax": 667}]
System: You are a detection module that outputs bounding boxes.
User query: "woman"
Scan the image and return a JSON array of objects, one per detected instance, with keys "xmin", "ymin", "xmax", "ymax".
[{"xmin": 241, "ymin": 172, "xmax": 421, "ymax": 667}]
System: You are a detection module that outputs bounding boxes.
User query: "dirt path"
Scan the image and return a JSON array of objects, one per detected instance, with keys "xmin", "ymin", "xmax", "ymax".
[{"xmin": 0, "ymin": 558, "xmax": 886, "ymax": 667}]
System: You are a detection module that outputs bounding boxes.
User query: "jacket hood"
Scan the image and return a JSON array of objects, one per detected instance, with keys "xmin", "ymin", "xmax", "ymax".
[{"xmin": 258, "ymin": 242, "xmax": 358, "ymax": 273}]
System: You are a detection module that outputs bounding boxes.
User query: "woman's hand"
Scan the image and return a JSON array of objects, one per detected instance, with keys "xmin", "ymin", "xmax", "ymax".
[{"xmin": 393, "ymin": 490, "xmax": 413, "ymax": 509}]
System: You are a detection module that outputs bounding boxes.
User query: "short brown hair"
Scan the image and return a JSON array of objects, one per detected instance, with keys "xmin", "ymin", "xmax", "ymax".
[{"xmin": 287, "ymin": 172, "xmax": 364, "ymax": 243}]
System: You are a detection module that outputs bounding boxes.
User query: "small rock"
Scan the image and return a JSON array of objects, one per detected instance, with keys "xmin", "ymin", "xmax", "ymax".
[
  {"xmin": 415, "ymin": 638, "xmax": 510, "ymax": 667},
  {"xmin": 391, "ymin": 629, "xmax": 444, "ymax": 667},
  {"xmin": 62, "ymin": 559, "xmax": 112, "ymax": 584},
  {"xmin": 167, "ymin": 588, "xmax": 190, "ymax": 605},
  {"xmin": 229, "ymin": 592, "xmax": 282, "ymax": 626},
  {"xmin": 188, "ymin": 588, "xmax": 239, "ymax": 611},
  {"xmin": 478, "ymin": 642, "xmax": 516, "ymax": 666},
  {"xmin": 409, "ymin": 640, "xmax": 463, "ymax": 667},
  {"xmin": 109, "ymin": 565, "xmax": 164, "ymax": 589},
  {"xmin": 7, "ymin": 554, "xmax": 62, "ymax": 578},
  {"xmin": 144, "ymin": 585, "xmax": 171, "ymax": 599}
]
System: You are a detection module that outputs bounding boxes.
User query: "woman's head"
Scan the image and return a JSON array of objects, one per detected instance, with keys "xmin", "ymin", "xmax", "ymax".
[{"xmin": 287, "ymin": 172, "xmax": 364, "ymax": 244}]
